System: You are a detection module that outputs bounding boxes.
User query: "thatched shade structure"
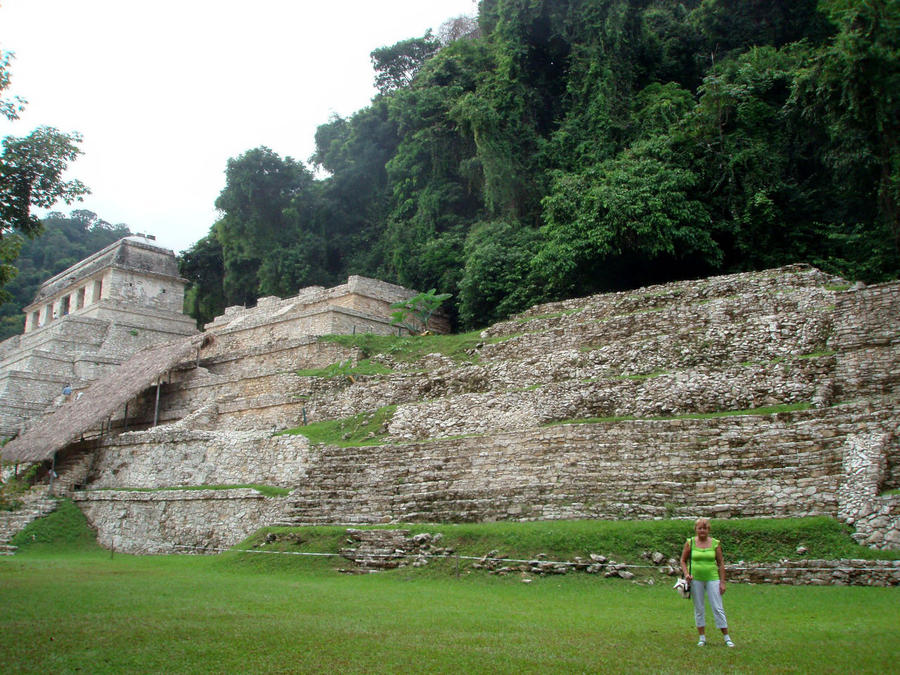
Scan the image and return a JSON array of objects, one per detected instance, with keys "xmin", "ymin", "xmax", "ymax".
[{"xmin": 1, "ymin": 333, "xmax": 212, "ymax": 464}]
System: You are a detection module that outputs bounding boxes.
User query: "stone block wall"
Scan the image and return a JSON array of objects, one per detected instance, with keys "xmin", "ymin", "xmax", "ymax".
[
  {"xmin": 731, "ymin": 559, "xmax": 900, "ymax": 586},
  {"xmin": 73, "ymin": 489, "xmax": 283, "ymax": 554},
  {"xmin": 0, "ymin": 237, "xmax": 196, "ymax": 438},
  {"xmin": 107, "ymin": 268, "xmax": 185, "ymax": 314},
  {"xmin": 85, "ymin": 429, "xmax": 311, "ymax": 490}
]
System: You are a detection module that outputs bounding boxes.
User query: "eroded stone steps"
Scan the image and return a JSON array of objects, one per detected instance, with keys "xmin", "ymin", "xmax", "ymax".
[{"xmin": 0, "ymin": 489, "xmax": 59, "ymax": 555}]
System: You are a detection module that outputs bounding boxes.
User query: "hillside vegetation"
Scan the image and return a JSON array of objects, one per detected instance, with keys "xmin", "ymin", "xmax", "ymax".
[
  {"xmin": 0, "ymin": 211, "xmax": 130, "ymax": 340},
  {"xmin": 181, "ymin": 0, "xmax": 899, "ymax": 330}
]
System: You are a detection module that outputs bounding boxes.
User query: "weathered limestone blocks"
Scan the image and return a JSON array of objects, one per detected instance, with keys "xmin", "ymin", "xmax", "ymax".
[
  {"xmin": 481, "ymin": 290, "xmax": 836, "ymax": 372},
  {"xmin": 278, "ymin": 405, "xmax": 894, "ymax": 527},
  {"xmin": 731, "ymin": 559, "xmax": 900, "ymax": 586},
  {"xmin": 830, "ymin": 280, "xmax": 900, "ymax": 350},
  {"xmin": 202, "ymin": 276, "xmax": 449, "ymax": 357},
  {"xmin": 201, "ymin": 337, "xmax": 350, "ymax": 381},
  {"xmin": 73, "ymin": 489, "xmax": 285, "ymax": 554},
  {"xmin": 0, "ymin": 236, "xmax": 196, "ymax": 438},
  {"xmin": 86, "ymin": 428, "xmax": 311, "ymax": 490},
  {"xmin": 486, "ymin": 264, "xmax": 842, "ymax": 340},
  {"xmin": 838, "ymin": 433, "xmax": 900, "ymax": 549},
  {"xmin": 386, "ymin": 359, "xmax": 832, "ymax": 441},
  {"xmin": 57, "ymin": 265, "xmax": 900, "ymax": 555}
]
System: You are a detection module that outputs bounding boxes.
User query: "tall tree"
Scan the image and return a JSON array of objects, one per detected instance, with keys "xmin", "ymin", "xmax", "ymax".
[
  {"xmin": 793, "ymin": 0, "xmax": 899, "ymax": 256},
  {"xmin": 371, "ymin": 32, "xmax": 440, "ymax": 95},
  {"xmin": 0, "ymin": 51, "xmax": 88, "ymax": 300},
  {"xmin": 179, "ymin": 233, "xmax": 225, "ymax": 328},
  {"xmin": 213, "ymin": 147, "xmax": 311, "ymax": 304}
]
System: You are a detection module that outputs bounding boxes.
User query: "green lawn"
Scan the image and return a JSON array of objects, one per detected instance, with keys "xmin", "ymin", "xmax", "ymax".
[{"xmin": 1, "ymin": 549, "xmax": 898, "ymax": 674}]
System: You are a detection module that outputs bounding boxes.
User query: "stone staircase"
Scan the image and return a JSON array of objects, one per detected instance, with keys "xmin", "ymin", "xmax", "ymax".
[
  {"xmin": 47, "ymin": 448, "xmax": 96, "ymax": 496},
  {"xmin": 0, "ymin": 448, "xmax": 96, "ymax": 555},
  {"xmin": 0, "ymin": 487, "xmax": 58, "ymax": 555}
]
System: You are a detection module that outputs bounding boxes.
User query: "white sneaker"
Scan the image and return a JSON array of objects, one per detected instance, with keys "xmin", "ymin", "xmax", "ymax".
[
  {"xmin": 725, "ymin": 638, "xmax": 735, "ymax": 647},
  {"xmin": 697, "ymin": 639, "xmax": 706, "ymax": 647}
]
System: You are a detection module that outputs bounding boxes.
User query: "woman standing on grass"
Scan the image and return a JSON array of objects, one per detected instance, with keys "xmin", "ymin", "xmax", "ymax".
[{"xmin": 680, "ymin": 517, "xmax": 735, "ymax": 647}]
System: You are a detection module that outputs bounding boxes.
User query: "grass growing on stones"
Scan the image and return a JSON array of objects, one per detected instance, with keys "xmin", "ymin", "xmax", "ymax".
[
  {"xmin": 88, "ymin": 484, "xmax": 291, "ymax": 497},
  {"xmin": 233, "ymin": 517, "xmax": 900, "ymax": 565},
  {"xmin": 319, "ymin": 330, "xmax": 485, "ymax": 365},
  {"xmin": 295, "ymin": 358, "xmax": 394, "ymax": 378},
  {"xmin": 513, "ymin": 308, "xmax": 583, "ymax": 324},
  {"xmin": 552, "ymin": 402, "xmax": 814, "ymax": 426},
  {"xmin": 277, "ymin": 405, "xmax": 397, "ymax": 446}
]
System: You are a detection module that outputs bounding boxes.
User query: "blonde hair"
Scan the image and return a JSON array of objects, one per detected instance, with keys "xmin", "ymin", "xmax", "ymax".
[{"xmin": 694, "ymin": 517, "xmax": 711, "ymax": 528}]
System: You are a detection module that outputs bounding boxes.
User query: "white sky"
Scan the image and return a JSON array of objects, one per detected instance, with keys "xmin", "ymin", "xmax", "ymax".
[{"xmin": 0, "ymin": 0, "xmax": 478, "ymax": 253}]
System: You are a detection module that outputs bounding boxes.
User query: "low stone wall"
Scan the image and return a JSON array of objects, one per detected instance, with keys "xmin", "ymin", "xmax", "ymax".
[
  {"xmin": 838, "ymin": 432, "xmax": 900, "ymax": 549},
  {"xmin": 73, "ymin": 488, "xmax": 285, "ymax": 554},
  {"xmin": 731, "ymin": 559, "xmax": 900, "ymax": 586}
]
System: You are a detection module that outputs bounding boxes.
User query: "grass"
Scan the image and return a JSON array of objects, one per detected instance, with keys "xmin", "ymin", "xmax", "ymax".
[
  {"xmin": 277, "ymin": 405, "xmax": 397, "ymax": 446},
  {"xmin": 318, "ymin": 331, "xmax": 485, "ymax": 365},
  {"xmin": 295, "ymin": 358, "xmax": 393, "ymax": 378},
  {"xmin": 87, "ymin": 484, "xmax": 291, "ymax": 497},
  {"xmin": 1, "ymin": 548, "xmax": 898, "ymax": 673},
  {"xmin": 2, "ymin": 508, "xmax": 899, "ymax": 673},
  {"xmin": 9, "ymin": 499, "xmax": 103, "ymax": 550},
  {"xmin": 236, "ymin": 517, "xmax": 900, "ymax": 564},
  {"xmin": 0, "ymin": 462, "xmax": 41, "ymax": 510},
  {"xmin": 276, "ymin": 399, "xmax": 821, "ymax": 448}
]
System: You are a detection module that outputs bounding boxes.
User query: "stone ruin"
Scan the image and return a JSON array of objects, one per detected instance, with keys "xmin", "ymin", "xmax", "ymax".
[
  {"xmin": 1, "ymin": 259, "xmax": 899, "ymax": 561},
  {"xmin": 0, "ymin": 235, "xmax": 197, "ymax": 439}
]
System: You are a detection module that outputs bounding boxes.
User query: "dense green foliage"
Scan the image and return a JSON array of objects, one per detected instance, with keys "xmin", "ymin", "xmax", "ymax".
[
  {"xmin": 182, "ymin": 0, "xmax": 899, "ymax": 330},
  {"xmin": 0, "ymin": 211, "xmax": 130, "ymax": 340}
]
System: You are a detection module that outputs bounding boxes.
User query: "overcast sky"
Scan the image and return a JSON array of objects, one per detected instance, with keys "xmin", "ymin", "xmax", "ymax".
[{"xmin": 0, "ymin": 0, "xmax": 478, "ymax": 253}]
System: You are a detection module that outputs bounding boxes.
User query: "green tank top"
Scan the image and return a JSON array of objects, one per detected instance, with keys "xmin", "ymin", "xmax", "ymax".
[{"xmin": 689, "ymin": 537, "xmax": 720, "ymax": 581}]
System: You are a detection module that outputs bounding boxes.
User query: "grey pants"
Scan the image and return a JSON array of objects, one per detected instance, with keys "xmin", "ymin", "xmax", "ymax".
[{"xmin": 691, "ymin": 579, "xmax": 728, "ymax": 629}]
